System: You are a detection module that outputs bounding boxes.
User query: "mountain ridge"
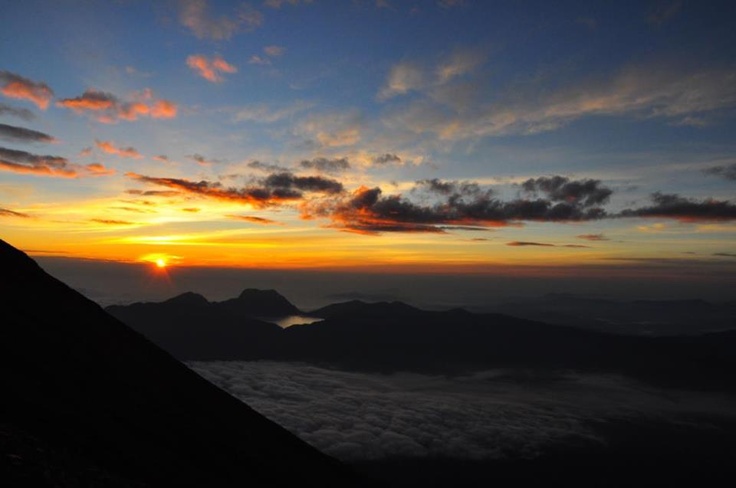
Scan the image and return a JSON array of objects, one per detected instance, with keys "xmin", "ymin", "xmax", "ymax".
[{"xmin": 0, "ymin": 239, "xmax": 367, "ymax": 487}]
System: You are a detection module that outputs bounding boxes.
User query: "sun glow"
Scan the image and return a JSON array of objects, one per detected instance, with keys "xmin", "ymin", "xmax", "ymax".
[{"xmin": 155, "ymin": 258, "xmax": 167, "ymax": 268}]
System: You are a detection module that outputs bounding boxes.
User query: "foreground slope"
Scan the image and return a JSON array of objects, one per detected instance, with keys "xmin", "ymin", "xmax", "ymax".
[{"xmin": 0, "ymin": 240, "xmax": 365, "ymax": 487}]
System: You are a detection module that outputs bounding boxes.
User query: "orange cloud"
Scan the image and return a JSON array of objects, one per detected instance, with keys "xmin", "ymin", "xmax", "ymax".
[
  {"xmin": 95, "ymin": 140, "xmax": 143, "ymax": 159},
  {"xmin": 126, "ymin": 172, "xmax": 303, "ymax": 208},
  {"xmin": 0, "ymin": 71, "xmax": 54, "ymax": 109},
  {"xmin": 85, "ymin": 163, "xmax": 116, "ymax": 176},
  {"xmin": 227, "ymin": 214, "xmax": 280, "ymax": 224},
  {"xmin": 187, "ymin": 54, "xmax": 237, "ymax": 82},
  {"xmin": 0, "ymin": 207, "xmax": 31, "ymax": 218},
  {"xmin": 0, "ymin": 159, "xmax": 77, "ymax": 178},
  {"xmin": 0, "ymin": 146, "xmax": 116, "ymax": 179},
  {"xmin": 57, "ymin": 88, "xmax": 177, "ymax": 123},
  {"xmin": 151, "ymin": 100, "xmax": 177, "ymax": 118}
]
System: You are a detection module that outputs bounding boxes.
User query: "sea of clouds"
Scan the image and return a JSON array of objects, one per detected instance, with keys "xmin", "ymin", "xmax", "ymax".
[{"xmin": 187, "ymin": 361, "xmax": 736, "ymax": 462}]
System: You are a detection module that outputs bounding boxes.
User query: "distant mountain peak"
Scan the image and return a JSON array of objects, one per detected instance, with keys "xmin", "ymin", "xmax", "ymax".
[
  {"xmin": 163, "ymin": 291, "xmax": 210, "ymax": 306},
  {"xmin": 217, "ymin": 288, "xmax": 301, "ymax": 317}
]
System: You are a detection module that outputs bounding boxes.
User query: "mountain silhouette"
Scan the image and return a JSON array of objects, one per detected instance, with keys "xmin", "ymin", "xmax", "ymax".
[
  {"xmin": 109, "ymin": 293, "xmax": 736, "ymax": 392},
  {"xmin": 216, "ymin": 288, "xmax": 302, "ymax": 318},
  {"xmin": 107, "ymin": 292, "xmax": 284, "ymax": 360},
  {"xmin": 0, "ymin": 240, "xmax": 367, "ymax": 487}
]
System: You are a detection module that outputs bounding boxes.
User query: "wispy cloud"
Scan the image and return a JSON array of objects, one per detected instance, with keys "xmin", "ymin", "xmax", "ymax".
[
  {"xmin": 507, "ymin": 241, "xmax": 590, "ymax": 248},
  {"xmin": 0, "ymin": 207, "xmax": 30, "ymax": 218},
  {"xmin": 0, "ymin": 102, "xmax": 35, "ymax": 121},
  {"xmin": 298, "ymin": 111, "xmax": 363, "ymax": 148},
  {"xmin": 233, "ymin": 101, "xmax": 313, "ymax": 123},
  {"xmin": 227, "ymin": 214, "xmax": 280, "ymax": 224},
  {"xmin": 264, "ymin": 0, "xmax": 314, "ymax": 8},
  {"xmin": 179, "ymin": 0, "xmax": 262, "ymax": 40},
  {"xmin": 299, "ymin": 157, "xmax": 351, "ymax": 173},
  {"xmin": 57, "ymin": 88, "xmax": 177, "ymax": 123},
  {"xmin": 187, "ymin": 54, "xmax": 237, "ymax": 82},
  {"xmin": 95, "ymin": 139, "xmax": 143, "ymax": 159},
  {"xmin": 382, "ymin": 64, "xmax": 736, "ymax": 140},
  {"xmin": 188, "ymin": 153, "xmax": 220, "ymax": 166},
  {"xmin": 250, "ymin": 44, "xmax": 286, "ymax": 65},
  {"xmin": 0, "ymin": 146, "xmax": 113, "ymax": 178},
  {"xmin": 0, "ymin": 71, "xmax": 54, "ymax": 109},
  {"xmin": 264, "ymin": 45, "xmax": 285, "ymax": 57},
  {"xmin": 126, "ymin": 170, "xmax": 342, "ymax": 208},
  {"xmin": 0, "ymin": 123, "xmax": 55, "ymax": 143},
  {"xmin": 577, "ymin": 233, "xmax": 609, "ymax": 242},
  {"xmin": 648, "ymin": 0, "xmax": 683, "ymax": 25},
  {"xmin": 703, "ymin": 163, "xmax": 736, "ymax": 182}
]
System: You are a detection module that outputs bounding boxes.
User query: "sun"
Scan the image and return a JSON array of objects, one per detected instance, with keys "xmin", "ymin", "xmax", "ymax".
[{"xmin": 155, "ymin": 258, "xmax": 167, "ymax": 269}]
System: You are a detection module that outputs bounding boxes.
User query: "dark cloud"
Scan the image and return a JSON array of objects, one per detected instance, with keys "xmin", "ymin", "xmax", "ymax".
[
  {"xmin": 304, "ymin": 178, "xmax": 610, "ymax": 235},
  {"xmin": 521, "ymin": 176, "xmax": 612, "ymax": 207},
  {"xmin": 0, "ymin": 146, "xmax": 75, "ymax": 177},
  {"xmin": 507, "ymin": 241, "xmax": 592, "ymax": 248},
  {"xmin": 247, "ymin": 160, "xmax": 290, "ymax": 172},
  {"xmin": 125, "ymin": 171, "xmax": 342, "ymax": 207},
  {"xmin": 264, "ymin": 172, "xmax": 344, "ymax": 194},
  {"xmin": 620, "ymin": 192, "xmax": 736, "ymax": 222},
  {"xmin": 703, "ymin": 164, "xmax": 736, "ymax": 181},
  {"xmin": 373, "ymin": 153, "xmax": 402, "ymax": 165},
  {"xmin": 0, "ymin": 102, "xmax": 35, "ymax": 121},
  {"xmin": 507, "ymin": 241, "xmax": 555, "ymax": 247},
  {"xmin": 0, "ymin": 71, "xmax": 54, "ymax": 109},
  {"xmin": 127, "ymin": 173, "xmax": 301, "ymax": 207},
  {"xmin": 0, "ymin": 207, "xmax": 30, "ymax": 218},
  {"xmin": 577, "ymin": 233, "xmax": 609, "ymax": 241},
  {"xmin": 0, "ymin": 122, "xmax": 55, "ymax": 143},
  {"xmin": 125, "ymin": 189, "xmax": 181, "ymax": 197},
  {"xmin": 227, "ymin": 214, "xmax": 280, "ymax": 224},
  {"xmin": 299, "ymin": 157, "xmax": 351, "ymax": 173},
  {"xmin": 714, "ymin": 252, "xmax": 736, "ymax": 258},
  {"xmin": 188, "ymin": 153, "xmax": 219, "ymax": 166}
]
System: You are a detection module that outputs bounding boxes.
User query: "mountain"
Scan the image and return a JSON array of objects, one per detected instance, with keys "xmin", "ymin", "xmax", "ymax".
[
  {"xmin": 107, "ymin": 292, "xmax": 284, "ymax": 360},
  {"xmin": 109, "ymin": 294, "xmax": 736, "ymax": 392},
  {"xmin": 493, "ymin": 293, "xmax": 736, "ymax": 336},
  {"xmin": 0, "ymin": 240, "xmax": 367, "ymax": 487},
  {"xmin": 217, "ymin": 288, "xmax": 302, "ymax": 318}
]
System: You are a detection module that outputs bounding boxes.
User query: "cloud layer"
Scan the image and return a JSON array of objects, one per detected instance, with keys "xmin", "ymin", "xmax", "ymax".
[{"xmin": 189, "ymin": 361, "xmax": 736, "ymax": 462}]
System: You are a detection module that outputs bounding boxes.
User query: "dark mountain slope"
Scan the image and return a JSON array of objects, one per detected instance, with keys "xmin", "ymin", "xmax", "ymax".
[{"xmin": 0, "ymin": 240, "xmax": 366, "ymax": 487}]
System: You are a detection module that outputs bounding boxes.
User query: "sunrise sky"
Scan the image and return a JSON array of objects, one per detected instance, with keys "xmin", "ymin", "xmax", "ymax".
[{"xmin": 1, "ymin": 0, "xmax": 735, "ymax": 288}]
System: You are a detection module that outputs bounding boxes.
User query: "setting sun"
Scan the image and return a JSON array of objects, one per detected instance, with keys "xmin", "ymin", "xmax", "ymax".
[{"xmin": 156, "ymin": 258, "xmax": 167, "ymax": 269}]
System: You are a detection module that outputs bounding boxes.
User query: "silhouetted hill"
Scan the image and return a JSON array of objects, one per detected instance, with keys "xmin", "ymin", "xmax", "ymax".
[
  {"xmin": 0, "ymin": 240, "xmax": 366, "ymax": 487},
  {"xmin": 217, "ymin": 288, "xmax": 302, "ymax": 318},
  {"xmin": 107, "ymin": 292, "xmax": 283, "ymax": 360},
  {"xmin": 493, "ymin": 294, "xmax": 736, "ymax": 336},
  {"xmin": 310, "ymin": 300, "xmax": 420, "ymax": 319},
  {"xmin": 110, "ymin": 293, "xmax": 736, "ymax": 392}
]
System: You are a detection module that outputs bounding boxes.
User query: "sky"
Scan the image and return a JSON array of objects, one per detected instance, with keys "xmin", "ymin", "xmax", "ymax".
[{"xmin": 1, "ymin": 0, "xmax": 735, "ymax": 301}]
